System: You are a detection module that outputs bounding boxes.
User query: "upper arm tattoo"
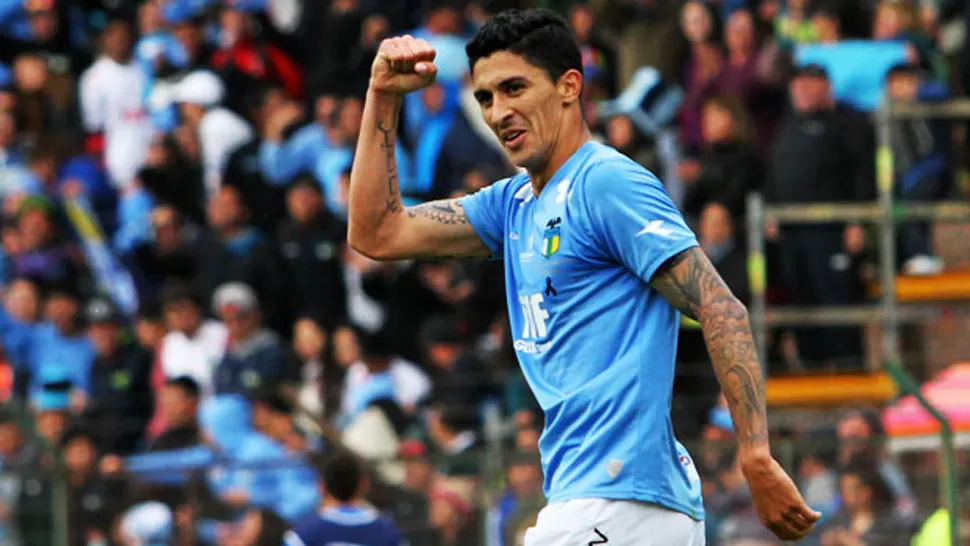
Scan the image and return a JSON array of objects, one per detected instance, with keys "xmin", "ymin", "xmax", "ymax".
[
  {"xmin": 406, "ymin": 199, "xmax": 470, "ymax": 225},
  {"xmin": 651, "ymin": 247, "xmax": 769, "ymax": 448}
]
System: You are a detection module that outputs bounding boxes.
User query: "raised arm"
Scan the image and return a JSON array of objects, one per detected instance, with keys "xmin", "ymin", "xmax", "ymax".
[
  {"xmin": 347, "ymin": 36, "xmax": 490, "ymax": 262},
  {"xmin": 650, "ymin": 247, "xmax": 820, "ymax": 541}
]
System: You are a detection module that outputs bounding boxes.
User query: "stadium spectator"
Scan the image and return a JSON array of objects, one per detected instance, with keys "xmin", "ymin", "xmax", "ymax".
[
  {"xmin": 195, "ymin": 184, "xmax": 285, "ymax": 330},
  {"xmin": 149, "ymin": 376, "xmax": 201, "ymax": 452},
  {"xmin": 78, "ymin": 18, "xmax": 154, "ymax": 193},
  {"xmin": 157, "ymin": 282, "xmax": 227, "ymax": 399},
  {"xmin": 80, "ymin": 297, "xmax": 153, "ymax": 455},
  {"xmin": 285, "ymin": 450, "xmax": 405, "ymax": 546},
  {"xmin": 277, "ymin": 175, "xmax": 347, "ymax": 329},
  {"xmin": 211, "ymin": 282, "xmax": 291, "ymax": 397},
  {"xmin": 682, "ymin": 94, "xmax": 763, "ymax": 222},
  {"xmin": 884, "ymin": 63, "xmax": 951, "ymax": 275},
  {"xmin": 340, "ymin": 328, "xmax": 431, "ymax": 422},
  {"xmin": 60, "ymin": 426, "xmax": 118, "ymax": 546},
  {"xmin": 818, "ymin": 463, "xmax": 915, "ymax": 546},
  {"xmin": 766, "ymin": 64, "xmax": 872, "ymax": 370}
]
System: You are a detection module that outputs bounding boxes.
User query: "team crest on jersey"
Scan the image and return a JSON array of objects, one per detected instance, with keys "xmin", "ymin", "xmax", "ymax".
[{"xmin": 542, "ymin": 217, "xmax": 562, "ymax": 258}]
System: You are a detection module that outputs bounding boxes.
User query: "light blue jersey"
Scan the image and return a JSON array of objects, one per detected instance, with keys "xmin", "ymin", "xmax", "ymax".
[{"xmin": 460, "ymin": 141, "xmax": 705, "ymax": 520}]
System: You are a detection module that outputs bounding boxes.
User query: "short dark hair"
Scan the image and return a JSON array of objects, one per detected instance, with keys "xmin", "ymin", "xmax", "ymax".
[
  {"xmin": 840, "ymin": 461, "xmax": 895, "ymax": 511},
  {"xmin": 887, "ymin": 62, "xmax": 921, "ymax": 81},
  {"xmin": 166, "ymin": 376, "xmax": 201, "ymax": 399},
  {"xmin": 322, "ymin": 450, "xmax": 366, "ymax": 502},
  {"xmin": 466, "ymin": 8, "xmax": 582, "ymax": 83}
]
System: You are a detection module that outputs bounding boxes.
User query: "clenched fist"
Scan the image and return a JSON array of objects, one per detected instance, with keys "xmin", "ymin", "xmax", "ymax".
[{"xmin": 370, "ymin": 35, "xmax": 438, "ymax": 95}]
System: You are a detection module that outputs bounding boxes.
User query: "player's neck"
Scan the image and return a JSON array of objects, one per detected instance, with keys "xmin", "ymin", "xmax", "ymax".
[{"xmin": 528, "ymin": 125, "xmax": 592, "ymax": 196}]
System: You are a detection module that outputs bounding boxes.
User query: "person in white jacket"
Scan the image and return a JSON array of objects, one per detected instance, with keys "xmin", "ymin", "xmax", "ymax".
[
  {"xmin": 170, "ymin": 70, "xmax": 254, "ymax": 195},
  {"xmin": 78, "ymin": 19, "xmax": 155, "ymax": 192}
]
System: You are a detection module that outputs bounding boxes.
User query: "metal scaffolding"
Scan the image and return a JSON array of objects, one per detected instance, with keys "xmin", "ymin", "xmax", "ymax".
[{"xmin": 745, "ymin": 98, "xmax": 970, "ymax": 545}]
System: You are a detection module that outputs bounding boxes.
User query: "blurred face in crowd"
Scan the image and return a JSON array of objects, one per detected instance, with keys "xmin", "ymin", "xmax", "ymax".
[
  {"xmin": 839, "ymin": 472, "xmax": 872, "ymax": 513},
  {"xmin": 426, "ymin": 6, "xmax": 461, "ymax": 35},
  {"xmin": 507, "ymin": 461, "xmax": 542, "ymax": 499},
  {"xmin": 811, "ymin": 12, "xmax": 840, "ymax": 43},
  {"xmin": 88, "ymin": 322, "xmax": 120, "ymax": 356},
  {"xmin": 293, "ymin": 318, "xmax": 326, "ymax": 362},
  {"xmin": 220, "ymin": 8, "xmax": 249, "ymax": 45},
  {"xmin": 427, "ymin": 341, "xmax": 459, "ymax": 371},
  {"xmin": 5, "ymin": 279, "xmax": 40, "ymax": 323},
  {"xmin": 888, "ymin": 72, "xmax": 920, "ymax": 102},
  {"xmin": 700, "ymin": 203, "xmax": 734, "ymax": 251},
  {"xmin": 35, "ymin": 410, "xmax": 66, "ymax": 444},
  {"xmin": 516, "ymin": 426, "xmax": 540, "ymax": 452},
  {"xmin": 337, "ymin": 98, "xmax": 364, "ymax": 141},
  {"xmin": 403, "ymin": 456, "xmax": 433, "ymax": 492},
  {"xmin": 0, "ymin": 421, "xmax": 23, "ymax": 457},
  {"xmin": 0, "ymin": 113, "xmax": 16, "ymax": 148},
  {"xmin": 422, "ymin": 84, "xmax": 446, "ymax": 114},
  {"xmin": 151, "ymin": 206, "xmax": 181, "ymax": 252},
  {"xmin": 837, "ymin": 413, "xmax": 874, "ymax": 464},
  {"xmin": 208, "ymin": 186, "xmax": 247, "ymax": 232},
  {"xmin": 45, "ymin": 294, "xmax": 79, "ymax": 333},
  {"xmin": 569, "ymin": 5, "xmax": 594, "ymax": 44},
  {"xmin": 13, "ymin": 55, "xmax": 47, "ymax": 93},
  {"xmin": 462, "ymin": 170, "xmax": 490, "ymax": 193},
  {"xmin": 103, "ymin": 20, "xmax": 132, "ymax": 62},
  {"xmin": 681, "ymin": 1, "xmax": 713, "ymax": 45},
  {"xmin": 332, "ymin": 326, "xmax": 360, "ymax": 368},
  {"xmin": 163, "ymin": 299, "xmax": 201, "ymax": 334},
  {"xmin": 64, "ymin": 436, "xmax": 97, "ymax": 475},
  {"xmin": 606, "ymin": 115, "xmax": 635, "ymax": 151},
  {"xmin": 701, "ymin": 100, "xmax": 736, "ymax": 144},
  {"xmin": 138, "ymin": 1, "xmax": 161, "ymax": 34},
  {"xmin": 873, "ymin": 3, "xmax": 910, "ymax": 40},
  {"xmin": 26, "ymin": 5, "xmax": 58, "ymax": 42},
  {"xmin": 173, "ymin": 21, "xmax": 203, "ymax": 60},
  {"xmin": 1, "ymin": 224, "xmax": 21, "ymax": 256},
  {"xmin": 160, "ymin": 384, "xmax": 198, "ymax": 426},
  {"xmin": 179, "ymin": 102, "xmax": 206, "ymax": 127},
  {"xmin": 135, "ymin": 316, "xmax": 166, "ymax": 350},
  {"xmin": 0, "ymin": 90, "xmax": 15, "ymax": 114},
  {"xmin": 473, "ymin": 44, "xmax": 585, "ymax": 173},
  {"xmin": 286, "ymin": 184, "xmax": 322, "ymax": 224},
  {"xmin": 219, "ymin": 306, "xmax": 260, "ymax": 341},
  {"xmin": 789, "ymin": 74, "xmax": 833, "ymax": 113},
  {"xmin": 725, "ymin": 10, "xmax": 756, "ymax": 57},
  {"xmin": 315, "ymin": 95, "xmax": 337, "ymax": 126}
]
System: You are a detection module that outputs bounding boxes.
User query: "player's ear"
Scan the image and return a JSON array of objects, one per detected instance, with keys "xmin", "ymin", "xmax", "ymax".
[{"xmin": 557, "ymin": 69, "xmax": 583, "ymax": 106}]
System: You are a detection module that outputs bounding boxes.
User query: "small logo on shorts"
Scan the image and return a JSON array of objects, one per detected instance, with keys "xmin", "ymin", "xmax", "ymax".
[
  {"xmin": 606, "ymin": 459, "xmax": 623, "ymax": 479},
  {"xmin": 680, "ymin": 454, "xmax": 700, "ymax": 483},
  {"xmin": 588, "ymin": 528, "xmax": 608, "ymax": 545}
]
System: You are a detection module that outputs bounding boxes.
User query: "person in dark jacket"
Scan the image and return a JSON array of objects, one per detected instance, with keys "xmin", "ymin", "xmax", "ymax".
[
  {"xmin": 765, "ymin": 64, "xmax": 873, "ymax": 370},
  {"xmin": 81, "ymin": 297, "xmax": 154, "ymax": 455},
  {"xmin": 682, "ymin": 94, "xmax": 764, "ymax": 224},
  {"xmin": 211, "ymin": 283, "xmax": 295, "ymax": 397},
  {"xmin": 194, "ymin": 185, "xmax": 286, "ymax": 333},
  {"xmin": 60, "ymin": 426, "xmax": 119, "ymax": 546},
  {"xmin": 277, "ymin": 175, "xmax": 347, "ymax": 329},
  {"xmin": 885, "ymin": 63, "xmax": 951, "ymax": 275},
  {"xmin": 149, "ymin": 376, "xmax": 201, "ymax": 452}
]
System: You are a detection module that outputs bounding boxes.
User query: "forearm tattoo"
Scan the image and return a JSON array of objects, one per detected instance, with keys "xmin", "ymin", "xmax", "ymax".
[
  {"xmin": 376, "ymin": 119, "xmax": 401, "ymax": 213},
  {"xmin": 406, "ymin": 200, "xmax": 469, "ymax": 225},
  {"xmin": 651, "ymin": 247, "xmax": 769, "ymax": 448}
]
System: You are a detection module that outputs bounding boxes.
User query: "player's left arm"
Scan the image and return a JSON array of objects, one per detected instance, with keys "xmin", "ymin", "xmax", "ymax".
[
  {"xmin": 649, "ymin": 247, "xmax": 768, "ymax": 454},
  {"xmin": 651, "ymin": 248, "xmax": 821, "ymax": 540}
]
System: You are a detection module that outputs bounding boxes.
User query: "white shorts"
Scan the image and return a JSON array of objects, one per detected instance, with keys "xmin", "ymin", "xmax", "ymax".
[{"xmin": 523, "ymin": 498, "xmax": 706, "ymax": 546}]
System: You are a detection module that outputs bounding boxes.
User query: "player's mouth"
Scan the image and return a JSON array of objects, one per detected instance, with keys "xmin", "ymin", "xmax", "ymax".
[{"xmin": 500, "ymin": 129, "xmax": 526, "ymax": 150}]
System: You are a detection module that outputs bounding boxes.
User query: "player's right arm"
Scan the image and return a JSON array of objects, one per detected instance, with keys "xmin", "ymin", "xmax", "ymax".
[{"xmin": 347, "ymin": 36, "xmax": 491, "ymax": 262}]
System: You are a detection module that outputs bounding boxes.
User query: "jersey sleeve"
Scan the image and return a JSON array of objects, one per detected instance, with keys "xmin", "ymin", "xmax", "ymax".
[
  {"xmin": 458, "ymin": 177, "xmax": 519, "ymax": 258},
  {"xmin": 582, "ymin": 160, "xmax": 698, "ymax": 283}
]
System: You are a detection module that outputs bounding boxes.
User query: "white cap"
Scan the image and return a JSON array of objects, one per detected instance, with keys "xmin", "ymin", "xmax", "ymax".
[
  {"xmin": 171, "ymin": 70, "xmax": 225, "ymax": 106},
  {"xmin": 212, "ymin": 282, "xmax": 259, "ymax": 314},
  {"xmin": 120, "ymin": 502, "xmax": 173, "ymax": 545}
]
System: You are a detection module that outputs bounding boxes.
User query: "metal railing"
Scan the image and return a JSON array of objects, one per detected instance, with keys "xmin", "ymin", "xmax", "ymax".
[{"xmin": 744, "ymin": 98, "xmax": 970, "ymax": 545}]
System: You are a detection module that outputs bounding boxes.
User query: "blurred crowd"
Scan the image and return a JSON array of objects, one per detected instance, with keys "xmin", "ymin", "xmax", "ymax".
[{"xmin": 0, "ymin": 0, "xmax": 966, "ymax": 545}]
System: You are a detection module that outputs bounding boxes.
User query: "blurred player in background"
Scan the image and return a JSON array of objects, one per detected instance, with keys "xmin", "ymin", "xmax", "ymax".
[
  {"xmin": 347, "ymin": 8, "xmax": 819, "ymax": 546},
  {"xmin": 284, "ymin": 451, "xmax": 405, "ymax": 546}
]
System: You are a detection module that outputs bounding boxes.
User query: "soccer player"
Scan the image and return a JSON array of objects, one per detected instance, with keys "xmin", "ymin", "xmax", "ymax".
[
  {"xmin": 347, "ymin": 8, "xmax": 820, "ymax": 545},
  {"xmin": 284, "ymin": 451, "xmax": 405, "ymax": 546}
]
